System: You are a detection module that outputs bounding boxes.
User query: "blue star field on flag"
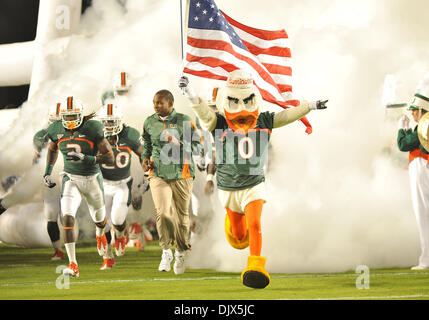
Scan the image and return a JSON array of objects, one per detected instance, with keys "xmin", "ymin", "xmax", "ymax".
[{"xmin": 188, "ymin": 0, "xmax": 247, "ymax": 50}]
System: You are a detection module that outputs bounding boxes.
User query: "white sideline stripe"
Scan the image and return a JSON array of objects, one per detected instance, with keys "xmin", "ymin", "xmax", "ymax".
[{"xmin": 1, "ymin": 271, "xmax": 429, "ymax": 288}]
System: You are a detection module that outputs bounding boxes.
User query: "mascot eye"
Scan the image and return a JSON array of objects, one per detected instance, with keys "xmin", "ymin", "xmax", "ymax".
[
  {"xmin": 227, "ymin": 96, "xmax": 240, "ymax": 111},
  {"xmin": 243, "ymin": 94, "xmax": 255, "ymax": 109}
]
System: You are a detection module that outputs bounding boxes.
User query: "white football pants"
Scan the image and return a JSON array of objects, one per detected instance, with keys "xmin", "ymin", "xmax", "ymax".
[
  {"xmin": 408, "ymin": 157, "xmax": 429, "ymax": 267},
  {"xmin": 103, "ymin": 177, "xmax": 132, "ymax": 231},
  {"xmin": 61, "ymin": 172, "xmax": 106, "ymax": 224}
]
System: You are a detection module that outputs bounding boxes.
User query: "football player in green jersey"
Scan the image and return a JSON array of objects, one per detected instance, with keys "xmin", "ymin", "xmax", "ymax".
[
  {"xmin": 179, "ymin": 70, "xmax": 327, "ymax": 289},
  {"xmin": 0, "ymin": 104, "xmax": 65, "ymax": 260},
  {"xmin": 44, "ymin": 96, "xmax": 114, "ymax": 277},
  {"xmin": 36, "ymin": 103, "xmax": 65, "ymax": 260},
  {"xmin": 96, "ymin": 103, "xmax": 144, "ymax": 270},
  {"xmin": 101, "ymin": 71, "xmax": 132, "ymax": 105}
]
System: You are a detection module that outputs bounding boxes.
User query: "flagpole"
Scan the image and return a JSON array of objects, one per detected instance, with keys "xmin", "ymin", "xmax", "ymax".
[
  {"xmin": 180, "ymin": 0, "xmax": 190, "ymax": 73},
  {"xmin": 180, "ymin": 0, "xmax": 184, "ymax": 63}
]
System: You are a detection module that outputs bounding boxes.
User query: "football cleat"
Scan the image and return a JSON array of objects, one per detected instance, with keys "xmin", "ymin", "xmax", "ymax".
[
  {"xmin": 158, "ymin": 249, "xmax": 173, "ymax": 272},
  {"xmin": 224, "ymin": 214, "xmax": 249, "ymax": 250},
  {"xmin": 96, "ymin": 234, "xmax": 108, "ymax": 256},
  {"xmin": 241, "ymin": 256, "xmax": 270, "ymax": 289},
  {"xmin": 135, "ymin": 239, "xmax": 145, "ymax": 251},
  {"xmin": 100, "ymin": 258, "xmax": 115, "ymax": 270},
  {"xmin": 114, "ymin": 236, "xmax": 126, "ymax": 256},
  {"xmin": 51, "ymin": 249, "xmax": 64, "ymax": 261},
  {"xmin": 63, "ymin": 262, "xmax": 79, "ymax": 278},
  {"xmin": 128, "ymin": 222, "xmax": 141, "ymax": 239},
  {"xmin": 173, "ymin": 250, "xmax": 186, "ymax": 275}
]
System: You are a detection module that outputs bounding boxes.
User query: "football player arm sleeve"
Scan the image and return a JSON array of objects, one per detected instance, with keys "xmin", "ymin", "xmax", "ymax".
[
  {"xmin": 96, "ymin": 138, "xmax": 115, "ymax": 165},
  {"xmin": 273, "ymin": 102, "xmax": 311, "ymax": 128}
]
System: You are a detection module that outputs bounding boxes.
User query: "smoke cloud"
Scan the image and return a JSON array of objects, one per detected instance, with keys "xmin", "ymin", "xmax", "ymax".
[{"xmin": 1, "ymin": 0, "xmax": 429, "ymax": 273}]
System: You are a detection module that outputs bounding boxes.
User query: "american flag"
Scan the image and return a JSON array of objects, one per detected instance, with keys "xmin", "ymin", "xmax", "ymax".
[{"xmin": 183, "ymin": 0, "xmax": 312, "ymax": 134}]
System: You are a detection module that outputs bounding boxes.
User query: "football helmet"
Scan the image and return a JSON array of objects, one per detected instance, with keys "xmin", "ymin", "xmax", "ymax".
[
  {"xmin": 48, "ymin": 102, "xmax": 62, "ymax": 124},
  {"xmin": 113, "ymin": 72, "xmax": 132, "ymax": 95},
  {"xmin": 217, "ymin": 70, "xmax": 262, "ymax": 132},
  {"xmin": 207, "ymin": 87, "xmax": 219, "ymax": 109},
  {"xmin": 97, "ymin": 103, "xmax": 124, "ymax": 136},
  {"xmin": 60, "ymin": 96, "xmax": 84, "ymax": 130}
]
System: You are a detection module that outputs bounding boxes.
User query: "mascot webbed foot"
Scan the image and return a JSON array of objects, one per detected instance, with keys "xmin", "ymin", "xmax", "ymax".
[
  {"xmin": 225, "ymin": 214, "xmax": 249, "ymax": 250},
  {"xmin": 241, "ymin": 256, "xmax": 270, "ymax": 289}
]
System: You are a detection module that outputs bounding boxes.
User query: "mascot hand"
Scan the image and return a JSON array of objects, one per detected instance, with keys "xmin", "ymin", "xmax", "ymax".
[
  {"xmin": 178, "ymin": 76, "xmax": 189, "ymax": 89},
  {"xmin": 309, "ymin": 100, "xmax": 328, "ymax": 110},
  {"xmin": 179, "ymin": 76, "xmax": 199, "ymax": 104}
]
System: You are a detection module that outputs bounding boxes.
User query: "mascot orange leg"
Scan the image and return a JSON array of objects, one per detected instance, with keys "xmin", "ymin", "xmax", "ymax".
[
  {"xmin": 241, "ymin": 199, "xmax": 270, "ymax": 289},
  {"xmin": 225, "ymin": 208, "xmax": 249, "ymax": 249}
]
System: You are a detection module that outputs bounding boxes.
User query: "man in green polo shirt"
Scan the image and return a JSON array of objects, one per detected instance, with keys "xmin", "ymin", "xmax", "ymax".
[{"xmin": 142, "ymin": 89, "xmax": 201, "ymax": 275}]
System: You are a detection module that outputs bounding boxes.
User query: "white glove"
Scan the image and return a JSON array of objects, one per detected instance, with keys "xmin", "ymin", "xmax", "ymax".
[
  {"xmin": 66, "ymin": 151, "xmax": 85, "ymax": 163},
  {"xmin": 308, "ymin": 100, "xmax": 328, "ymax": 110},
  {"xmin": 398, "ymin": 115, "xmax": 410, "ymax": 130},
  {"xmin": 43, "ymin": 174, "xmax": 56, "ymax": 188},
  {"xmin": 178, "ymin": 76, "xmax": 199, "ymax": 104},
  {"xmin": 194, "ymin": 155, "xmax": 207, "ymax": 172}
]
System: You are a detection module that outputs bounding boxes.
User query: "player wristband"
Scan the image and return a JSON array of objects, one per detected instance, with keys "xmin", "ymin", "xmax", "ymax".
[
  {"xmin": 206, "ymin": 174, "xmax": 214, "ymax": 182},
  {"xmin": 45, "ymin": 164, "xmax": 53, "ymax": 176}
]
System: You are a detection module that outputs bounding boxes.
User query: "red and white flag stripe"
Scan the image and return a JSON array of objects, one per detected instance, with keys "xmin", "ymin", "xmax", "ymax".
[{"xmin": 184, "ymin": 9, "xmax": 312, "ymax": 133}]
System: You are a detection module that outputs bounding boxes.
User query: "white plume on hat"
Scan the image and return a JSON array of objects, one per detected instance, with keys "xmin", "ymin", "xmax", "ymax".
[
  {"xmin": 410, "ymin": 72, "xmax": 429, "ymax": 111},
  {"xmin": 416, "ymin": 72, "xmax": 429, "ymax": 96}
]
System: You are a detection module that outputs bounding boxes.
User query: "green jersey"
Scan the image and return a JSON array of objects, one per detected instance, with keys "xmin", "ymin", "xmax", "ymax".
[
  {"xmin": 212, "ymin": 111, "xmax": 274, "ymax": 191},
  {"xmin": 33, "ymin": 128, "xmax": 49, "ymax": 152},
  {"xmin": 47, "ymin": 119, "xmax": 105, "ymax": 176},
  {"xmin": 142, "ymin": 109, "xmax": 201, "ymax": 180},
  {"xmin": 100, "ymin": 125, "xmax": 141, "ymax": 181}
]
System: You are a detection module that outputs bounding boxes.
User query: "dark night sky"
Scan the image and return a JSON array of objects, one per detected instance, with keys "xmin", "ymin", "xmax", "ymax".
[{"xmin": 0, "ymin": 0, "xmax": 92, "ymax": 109}]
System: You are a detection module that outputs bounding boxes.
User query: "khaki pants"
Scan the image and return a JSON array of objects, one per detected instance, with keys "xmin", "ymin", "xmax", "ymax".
[{"xmin": 149, "ymin": 176, "xmax": 193, "ymax": 252}]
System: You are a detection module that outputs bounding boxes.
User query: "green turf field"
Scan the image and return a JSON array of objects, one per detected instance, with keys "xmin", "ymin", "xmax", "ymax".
[{"xmin": 0, "ymin": 241, "xmax": 428, "ymax": 300}]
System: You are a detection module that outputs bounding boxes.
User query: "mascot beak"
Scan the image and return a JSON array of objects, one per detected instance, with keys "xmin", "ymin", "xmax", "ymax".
[{"xmin": 224, "ymin": 109, "xmax": 259, "ymax": 133}]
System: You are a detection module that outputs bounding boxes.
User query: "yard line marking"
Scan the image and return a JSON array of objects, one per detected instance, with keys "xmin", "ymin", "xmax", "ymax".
[{"xmin": 1, "ymin": 271, "xmax": 429, "ymax": 288}]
